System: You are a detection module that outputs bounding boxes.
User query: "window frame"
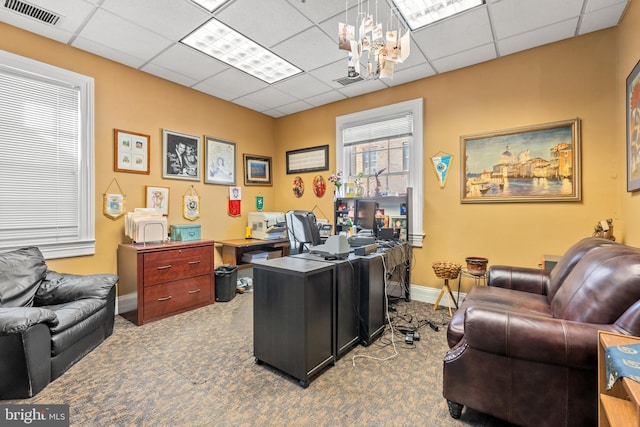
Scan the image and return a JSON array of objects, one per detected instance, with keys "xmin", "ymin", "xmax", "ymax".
[
  {"xmin": 0, "ymin": 49, "xmax": 95, "ymax": 259},
  {"xmin": 336, "ymin": 98, "xmax": 424, "ymax": 247}
]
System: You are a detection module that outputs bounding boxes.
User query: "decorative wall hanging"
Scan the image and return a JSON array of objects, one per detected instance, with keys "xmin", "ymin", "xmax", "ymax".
[
  {"xmin": 182, "ymin": 185, "xmax": 200, "ymax": 221},
  {"xmin": 103, "ymin": 177, "xmax": 126, "ymax": 220},
  {"xmin": 162, "ymin": 129, "xmax": 201, "ymax": 181},
  {"xmin": 114, "ymin": 129, "xmax": 150, "ymax": 174},
  {"xmin": 286, "ymin": 145, "xmax": 329, "ymax": 174},
  {"xmin": 627, "ymin": 59, "xmax": 640, "ymax": 192},
  {"xmin": 205, "ymin": 136, "xmax": 236, "ymax": 185},
  {"xmin": 431, "ymin": 152, "xmax": 453, "ymax": 189},
  {"xmin": 313, "ymin": 175, "xmax": 326, "ymax": 197},
  {"xmin": 243, "ymin": 154, "xmax": 272, "ymax": 186},
  {"xmin": 256, "ymin": 195, "xmax": 264, "ymax": 211},
  {"xmin": 338, "ymin": 0, "xmax": 410, "ymax": 82},
  {"xmin": 145, "ymin": 186, "xmax": 169, "ymax": 215},
  {"xmin": 229, "ymin": 186, "xmax": 241, "ymax": 217},
  {"xmin": 461, "ymin": 118, "xmax": 581, "ymax": 203},
  {"xmin": 292, "ymin": 176, "xmax": 304, "ymax": 198}
]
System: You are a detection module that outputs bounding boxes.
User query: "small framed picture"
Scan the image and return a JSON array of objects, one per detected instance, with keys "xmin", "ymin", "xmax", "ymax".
[
  {"xmin": 114, "ymin": 129, "xmax": 150, "ymax": 174},
  {"xmin": 243, "ymin": 154, "xmax": 272, "ymax": 186},
  {"xmin": 205, "ymin": 136, "xmax": 236, "ymax": 185},
  {"xmin": 162, "ymin": 129, "xmax": 201, "ymax": 181},
  {"xmin": 146, "ymin": 186, "xmax": 169, "ymax": 216}
]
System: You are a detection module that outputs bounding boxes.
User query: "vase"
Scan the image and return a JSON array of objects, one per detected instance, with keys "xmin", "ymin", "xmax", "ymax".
[{"xmin": 334, "ymin": 185, "xmax": 343, "ymax": 199}]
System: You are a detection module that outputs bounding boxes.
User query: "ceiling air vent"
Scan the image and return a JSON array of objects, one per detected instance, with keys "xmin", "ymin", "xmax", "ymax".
[
  {"xmin": 335, "ymin": 75, "xmax": 365, "ymax": 86},
  {"xmin": 4, "ymin": 0, "xmax": 61, "ymax": 25}
]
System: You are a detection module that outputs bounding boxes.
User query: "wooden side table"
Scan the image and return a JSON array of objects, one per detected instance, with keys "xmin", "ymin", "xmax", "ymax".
[{"xmin": 598, "ymin": 331, "xmax": 640, "ymax": 427}]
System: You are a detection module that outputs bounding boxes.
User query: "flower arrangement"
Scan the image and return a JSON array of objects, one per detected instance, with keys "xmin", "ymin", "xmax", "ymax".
[{"xmin": 328, "ymin": 171, "xmax": 343, "ymax": 189}]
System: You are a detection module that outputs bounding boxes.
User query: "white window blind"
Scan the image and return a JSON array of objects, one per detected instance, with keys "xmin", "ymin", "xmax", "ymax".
[
  {"xmin": 343, "ymin": 114, "xmax": 413, "ymax": 146},
  {"xmin": 0, "ymin": 50, "xmax": 95, "ymax": 259}
]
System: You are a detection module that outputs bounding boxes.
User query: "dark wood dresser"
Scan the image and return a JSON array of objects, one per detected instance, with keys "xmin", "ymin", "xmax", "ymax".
[{"xmin": 118, "ymin": 240, "xmax": 214, "ymax": 325}]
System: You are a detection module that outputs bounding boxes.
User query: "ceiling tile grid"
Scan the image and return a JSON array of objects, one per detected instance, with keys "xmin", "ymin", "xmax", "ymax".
[{"xmin": 0, "ymin": 0, "xmax": 630, "ymax": 117}]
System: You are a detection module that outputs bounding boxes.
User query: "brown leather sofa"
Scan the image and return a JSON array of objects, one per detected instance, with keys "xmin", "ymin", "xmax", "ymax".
[{"xmin": 443, "ymin": 237, "xmax": 640, "ymax": 427}]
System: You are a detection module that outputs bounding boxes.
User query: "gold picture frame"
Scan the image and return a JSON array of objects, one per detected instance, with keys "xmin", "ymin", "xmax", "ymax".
[
  {"xmin": 114, "ymin": 129, "xmax": 150, "ymax": 174},
  {"xmin": 145, "ymin": 186, "xmax": 169, "ymax": 215},
  {"xmin": 461, "ymin": 118, "xmax": 581, "ymax": 203},
  {"xmin": 243, "ymin": 154, "xmax": 272, "ymax": 186}
]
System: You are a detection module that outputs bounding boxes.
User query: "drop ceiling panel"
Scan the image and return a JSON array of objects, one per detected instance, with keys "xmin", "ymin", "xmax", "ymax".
[
  {"xmin": 289, "ymin": 0, "xmax": 361, "ymax": 24},
  {"xmin": 273, "ymin": 74, "xmax": 334, "ymax": 99},
  {"xmin": 497, "ymin": 18, "xmax": 579, "ymax": 56},
  {"xmin": 384, "ymin": 63, "xmax": 436, "ymax": 87},
  {"xmin": 490, "ymin": 0, "xmax": 584, "ymax": 39},
  {"xmin": 579, "ymin": 2, "xmax": 629, "ymax": 34},
  {"xmin": 272, "ymin": 26, "xmax": 345, "ymax": 72},
  {"xmin": 100, "ymin": 0, "xmax": 210, "ymax": 40},
  {"xmin": 431, "ymin": 43, "xmax": 497, "ymax": 74},
  {"xmin": 305, "ymin": 90, "xmax": 348, "ymax": 107},
  {"xmin": 141, "ymin": 63, "xmax": 200, "ymax": 87},
  {"xmin": 238, "ymin": 86, "xmax": 299, "ymax": 110},
  {"xmin": 585, "ymin": 0, "xmax": 628, "ymax": 12},
  {"xmin": 192, "ymin": 68, "xmax": 268, "ymax": 101},
  {"xmin": 337, "ymin": 77, "xmax": 388, "ymax": 97},
  {"xmin": 72, "ymin": 36, "xmax": 148, "ymax": 69},
  {"xmin": 273, "ymin": 100, "xmax": 315, "ymax": 116},
  {"xmin": 411, "ymin": 6, "xmax": 494, "ymax": 60},
  {"xmin": 0, "ymin": 0, "xmax": 96, "ymax": 43},
  {"xmin": 147, "ymin": 43, "xmax": 228, "ymax": 81},
  {"xmin": 215, "ymin": 0, "xmax": 312, "ymax": 48},
  {"xmin": 76, "ymin": 9, "xmax": 173, "ymax": 62}
]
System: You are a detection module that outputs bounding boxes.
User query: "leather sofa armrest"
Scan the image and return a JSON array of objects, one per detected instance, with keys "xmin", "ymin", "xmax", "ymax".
[
  {"xmin": 0, "ymin": 307, "xmax": 58, "ymax": 335},
  {"xmin": 35, "ymin": 270, "xmax": 118, "ymax": 306},
  {"xmin": 487, "ymin": 265, "xmax": 550, "ymax": 295},
  {"xmin": 463, "ymin": 306, "xmax": 622, "ymax": 370}
]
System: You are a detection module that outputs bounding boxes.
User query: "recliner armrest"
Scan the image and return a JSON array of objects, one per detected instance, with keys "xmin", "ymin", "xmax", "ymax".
[
  {"xmin": 487, "ymin": 265, "xmax": 550, "ymax": 294},
  {"xmin": 463, "ymin": 306, "xmax": 623, "ymax": 370},
  {"xmin": 35, "ymin": 270, "xmax": 118, "ymax": 306},
  {"xmin": 0, "ymin": 307, "xmax": 58, "ymax": 335}
]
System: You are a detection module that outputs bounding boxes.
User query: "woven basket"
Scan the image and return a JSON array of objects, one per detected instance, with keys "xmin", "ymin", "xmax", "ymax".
[{"xmin": 432, "ymin": 261, "xmax": 461, "ymax": 279}]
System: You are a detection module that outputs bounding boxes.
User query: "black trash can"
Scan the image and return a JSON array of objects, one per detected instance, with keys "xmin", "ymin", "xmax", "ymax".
[{"xmin": 215, "ymin": 265, "xmax": 238, "ymax": 302}]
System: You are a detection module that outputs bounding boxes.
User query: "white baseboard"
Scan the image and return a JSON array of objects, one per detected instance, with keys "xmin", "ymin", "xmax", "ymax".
[
  {"xmin": 408, "ymin": 284, "xmax": 466, "ymax": 307},
  {"xmin": 116, "ymin": 293, "xmax": 137, "ymax": 315}
]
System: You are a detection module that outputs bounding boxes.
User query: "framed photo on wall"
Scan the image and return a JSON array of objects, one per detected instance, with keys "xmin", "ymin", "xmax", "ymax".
[
  {"xmin": 627, "ymin": 59, "xmax": 640, "ymax": 192},
  {"xmin": 162, "ymin": 129, "xmax": 201, "ymax": 181},
  {"xmin": 205, "ymin": 136, "xmax": 236, "ymax": 185},
  {"xmin": 286, "ymin": 144, "xmax": 329, "ymax": 174},
  {"xmin": 244, "ymin": 154, "xmax": 272, "ymax": 186},
  {"xmin": 114, "ymin": 129, "xmax": 150, "ymax": 174},
  {"xmin": 145, "ymin": 186, "xmax": 169, "ymax": 215},
  {"xmin": 460, "ymin": 118, "xmax": 581, "ymax": 203}
]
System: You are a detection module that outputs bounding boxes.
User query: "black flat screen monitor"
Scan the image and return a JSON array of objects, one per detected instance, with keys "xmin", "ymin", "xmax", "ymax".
[
  {"xmin": 285, "ymin": 210, "xmax": 321, "ymax": 253},
  {"xmin": 355, "ymin": 199, "xmax": 377, "ymax": 234}
]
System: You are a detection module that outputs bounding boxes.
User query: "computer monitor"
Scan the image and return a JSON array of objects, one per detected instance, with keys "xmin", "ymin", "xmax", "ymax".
[
  {"xmin": 285, "ymin": 210, "xmax": 321, "ymax": 253},
  {"xmin": 355, "ymin": 199, "xmax": 377, "ymax": 235}
]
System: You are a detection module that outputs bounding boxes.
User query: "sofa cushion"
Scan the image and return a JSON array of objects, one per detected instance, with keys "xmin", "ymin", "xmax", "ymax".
[
  {"xmin": 546, "ymin": 237, "xmax": 617, "ymax": 302},
  {"xmin": 49, "ymin": 302, "xmax": 109, "ymax": 357},
  {"xmin": 448, "ymin": 286, "xmax": 552, "ymax": 347},
  {"xmin": 0, "ymin": 307, "xmax": 58, "ymax": 335},
  {"xmin": 35, "ymin": 270, "xmax": 118, "ymax": 306},
  {"xmin": 46, "ymin": 298, "xmax": 105, "ymax": 335},
  {"xmin": 552, "ymin": 245, "xmax": 640, "ymax": 323},
  {"xmin": 0, "ymin": 247, "xmax": 47, "ymax": 308}
]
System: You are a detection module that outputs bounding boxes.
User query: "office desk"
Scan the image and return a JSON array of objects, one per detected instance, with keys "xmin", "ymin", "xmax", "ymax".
[
  {"xmin": 217, "ymin": 238, "xmax": 290, "ymax": 269},
  {"xmin": 253, "ymin": 257, "xmax": 335, "ymax": 388}
]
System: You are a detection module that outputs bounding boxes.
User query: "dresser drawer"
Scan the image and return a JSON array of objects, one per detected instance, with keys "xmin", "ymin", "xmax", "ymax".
[
  {"xmin": 143, "ymin": 246, "xmax": 212, "ymax": 286},
  {"xmin": 143, "ymin": 274, "xmax": 212, "ymax": 321}
]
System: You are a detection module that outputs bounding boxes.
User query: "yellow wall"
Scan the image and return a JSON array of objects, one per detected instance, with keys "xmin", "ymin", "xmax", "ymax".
[
  {"xmin": 2, "ymin": 0, "xmax": 639, "ymax": 295},
  {"xmin": 275, "ymin": 28, "xmax": 624, "ymax": 292},
  {"xmin": 0, "ymin": 23, "xmax": 277, "ymax": 276},
  {"xmin": 619, "ymin": 1, "xmax": 640, "ymax": 246}
]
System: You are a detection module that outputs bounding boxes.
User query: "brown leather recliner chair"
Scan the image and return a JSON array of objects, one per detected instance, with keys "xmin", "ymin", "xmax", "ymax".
[{"xmin": 443, "ymin": 237, "xmax": 640, "ymax": 427}]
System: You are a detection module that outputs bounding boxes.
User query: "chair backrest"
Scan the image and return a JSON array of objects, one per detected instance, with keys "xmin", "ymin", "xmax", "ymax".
[
  {"xmin": 546, "ymin": 237, "xmax": 617, "ymax": 301},
  {"xmin": 0, "ymin": 247, "xmax": 47, "ymax": 308},
  {"xmin": 551, "ymin": 244, "xmax": 640, "ymax": 323}
]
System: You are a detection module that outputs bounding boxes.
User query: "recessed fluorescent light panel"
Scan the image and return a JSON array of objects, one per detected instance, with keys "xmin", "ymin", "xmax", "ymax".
[
  {"xmin": 181, "ymin": 18, "xmax": 303, "ymax": 84},
  {"xmin": 392, "ymin": 0, "xmax": 485, "ymax": 30},
  {"xmin": 190, "ymin": 0, "xmax": 227, "ymax": 13}
]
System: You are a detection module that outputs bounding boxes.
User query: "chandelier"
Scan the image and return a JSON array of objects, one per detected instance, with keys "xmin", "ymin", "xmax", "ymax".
[{"xmin": 339, "ymin": 0, "xmax": 411, "ymax": 81}]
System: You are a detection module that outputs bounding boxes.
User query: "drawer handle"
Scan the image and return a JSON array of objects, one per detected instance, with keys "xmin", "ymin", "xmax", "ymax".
[
  {"xmin": 157, "ymin": 265, "xmax": 172, "ymax": 270},
  {"xmin": 188, "ymin": 289, "xmax": 201, "ymax": 294},
  {"xmin": 157, "ymin": 296, "xmax": 172, "ymax": 301},
  {"xmin": 188, "ymin": 260, "xmax": 201, "ymax": 265}
]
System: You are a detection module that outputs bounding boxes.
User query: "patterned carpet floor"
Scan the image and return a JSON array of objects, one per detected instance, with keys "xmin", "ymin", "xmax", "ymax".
[{"xmin": 6, "ymin": 294, "xmax": 513, "ymax": 427}]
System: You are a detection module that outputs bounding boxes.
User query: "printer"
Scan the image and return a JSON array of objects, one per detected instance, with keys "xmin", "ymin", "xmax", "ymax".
[{"xmin": 248, "ymin": 212, "xmax": 287, "ymax": 240}]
